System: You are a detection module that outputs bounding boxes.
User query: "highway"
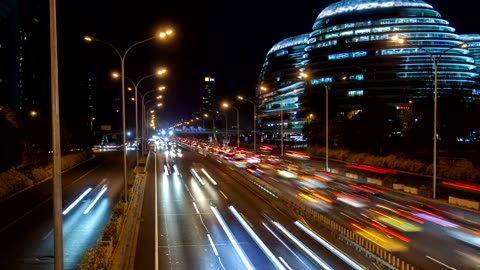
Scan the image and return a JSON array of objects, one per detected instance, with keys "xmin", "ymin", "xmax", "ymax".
[
  {"xmin": 0, "ymin": 151, "xmax": 128, "ymax": 270},
  {"xmin": 133, "ymin": 143, "xmax": 376, "ymax": 270},
  {"xmin": 132, "ymin": 139, "xmax": 480, "ymax": 270},
  {"xmin": 257, "ymin": 155, "xmax": 480, "ymax": 270}
]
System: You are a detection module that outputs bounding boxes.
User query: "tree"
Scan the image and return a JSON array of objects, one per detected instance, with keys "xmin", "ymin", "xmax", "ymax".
[
  {"xmin": 340, "ymin": 102, "xmax": 402, "ymax": 154},
  {"xmin": 0, "ymin": 106, "xmax": 23, "ymax": 171}
]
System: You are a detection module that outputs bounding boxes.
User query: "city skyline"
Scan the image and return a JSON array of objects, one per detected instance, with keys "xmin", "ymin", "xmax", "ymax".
[{"xmin": 2, "ymin": 0, "xmax": 478, "ymax": 128}]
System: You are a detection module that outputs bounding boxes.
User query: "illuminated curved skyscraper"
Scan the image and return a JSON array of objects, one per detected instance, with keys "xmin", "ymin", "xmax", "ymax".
[
  {"xmin": 257, "ymin": 0, "xmax": 480, "ymax": 142},
  {"xmin": 257, "ymin": 34, "xmax": 309, "ymax": 144},
  {"xmin": 305, "ymin": 0, "xmax": 478, "ymax": 110},
  {"xmin": 460, "ymin": 34, "xmax": 480, "ymax": 77}
]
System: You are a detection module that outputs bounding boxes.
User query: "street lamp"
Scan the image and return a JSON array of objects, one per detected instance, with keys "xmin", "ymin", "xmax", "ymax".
[
  {"xmin": 215, "ymin": 111, "xmax": 228, "ymax": 145},
  {"xmin": 222, "ymin": 103, "xmax": 240, "ymax": 148},
  {"xmin": 144, "ymin": 98, "xmax": 163, "ymax": 142},
  {"xmin": 84, "ymin": 29, "xmax": 173, "ymax": 203},
  {"xmin": 260, "ymin": 86, "xmax": 284, "ymax": 155},
  {"xmin": 141, "ymin": 91, "xmax": 163, "ymax": 155},
  {"xmin": 300, "ymin": 72, "xmax": 330, "ymax": 171},
  {"xmin": 146, "ymin": 104, "xmax": 163, "ymax": 138},
  {"xmin": 391, "ymin": 35, "xmax": 468, "ymax": 199},
  {"xmin": 112, "ymin": 68, "xmax": 167, "ymax": 171},
  {"xmin": 238, "ymin": 96, "xmax": 257, "ymax": 152}
]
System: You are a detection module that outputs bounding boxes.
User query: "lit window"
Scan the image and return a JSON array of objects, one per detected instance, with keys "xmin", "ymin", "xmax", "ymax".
[{"xmin": 347, "ymin": 90, "xmax": 364, "ymax": 97}]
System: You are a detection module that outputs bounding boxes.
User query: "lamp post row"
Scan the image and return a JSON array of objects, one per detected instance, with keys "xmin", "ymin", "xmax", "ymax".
[
  {"xmin": 117, "ymin": 70, "xmax": 166, "ymax": 170},
  {"xmin": 84, "ymin": 28, "xmax": 172, "ymax": 203}
]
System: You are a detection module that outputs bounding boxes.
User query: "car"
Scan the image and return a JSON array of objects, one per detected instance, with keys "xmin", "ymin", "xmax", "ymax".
[{"xmin": 259, "ymin": 145, "xmax": 273, "ymax": 152}]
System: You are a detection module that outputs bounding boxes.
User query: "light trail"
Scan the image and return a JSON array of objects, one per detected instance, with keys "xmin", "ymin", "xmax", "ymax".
[
  {"xmin": 83, "ymin": 185, "xmax": 107, "ymax": 214},
  {"xmin": 211, "ymin": 206, "xmax": 255, "ymax": 270},
  {"xmin": 62, "ymin": 188, "xmax": 92, "ymax": 215}
]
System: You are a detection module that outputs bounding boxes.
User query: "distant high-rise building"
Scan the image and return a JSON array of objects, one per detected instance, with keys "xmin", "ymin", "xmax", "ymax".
[
  {"xmin": 202, "ymin": 76, "xmax": 215, "ymax": 114},
  {"xmin": 0, "ymin": 0, "xmax": 49, "ymax": 112},
  {"xmin": 0, "ymin": 0, "xmax": 17, "ymax": 107},
  {"xmin": 257, "ymin": 34, "xmax": 309, "ymax": 141}
]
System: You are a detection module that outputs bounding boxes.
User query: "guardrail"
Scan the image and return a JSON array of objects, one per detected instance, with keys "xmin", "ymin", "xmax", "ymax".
[{"xmin": 109, "ymin": 155, "xmax": 149, "ymax": 270}]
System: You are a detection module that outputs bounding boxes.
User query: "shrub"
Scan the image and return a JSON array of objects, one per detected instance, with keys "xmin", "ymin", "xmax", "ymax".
[
  {"xmin": 79, "ymin": 247, "xmax": 110, "ymax": 270},
  {"xmin": 31, "ymin": 167, "xmax": 52, "ymax": 183},
  {"xmin": 0, "ymin": 168, "xmax": 33, "ymax": 200},
  {"xmin": 305, "ymin": 146, "xmax": 480, "ymax": 183}
]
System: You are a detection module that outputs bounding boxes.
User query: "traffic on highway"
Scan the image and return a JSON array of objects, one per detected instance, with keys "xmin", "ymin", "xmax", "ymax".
[{"xmin": 133, "ymin": 135, "xmax": 480, "ymax": 270}]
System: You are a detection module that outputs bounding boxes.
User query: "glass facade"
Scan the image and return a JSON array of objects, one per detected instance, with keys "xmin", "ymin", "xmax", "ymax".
[
  {"xmin": 460, "ymin": 34, "xmax": 480, "ymax": 74},
  {"xmin": 257, "ymin": 34, "xmax": 309, "ymax": 144},
  {"xmin": 307, "ymin": 0, "xmax": 478, "ymax": 108},
  {"xmin": 257, "ymin": 0, "xmax": 480, "ymax": 140}
]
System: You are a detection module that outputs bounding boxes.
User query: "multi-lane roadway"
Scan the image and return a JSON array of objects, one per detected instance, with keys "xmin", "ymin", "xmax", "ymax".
[
  {"xmin": 133, "ymin": 143, "xmax": 376, "ymax": 270},
  {"xmin": 0, "ymin": 151, "xmax": 127, "ymax": 270},
  {"xmin": 133, "ymin": 141, "xmax": 480, "ymax": 270}
]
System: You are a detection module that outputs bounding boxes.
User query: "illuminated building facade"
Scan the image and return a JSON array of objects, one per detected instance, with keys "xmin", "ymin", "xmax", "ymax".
[
  {"xmin": 257, "ymin": 0, "xmax": 480, "ymax": 142},
  {"xmin": 306, "ymin": 0, "xmax": 478, "ymax": 109},
  {"xmin": 460, "ymin": 34, "xmax": 480, "ymax": 75},
  {"xmin": 202, "ymin": 76, "xmax": 215, "ymax": 114},
  {"xmin": 257, "ymin": 34, "xmax": 309, "ymax": 144}
]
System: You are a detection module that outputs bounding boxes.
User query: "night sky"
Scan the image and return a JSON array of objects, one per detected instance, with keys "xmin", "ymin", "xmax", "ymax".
[{"xmin": 56, "ymin": 0, "xmax": 476, "ymax": 128}]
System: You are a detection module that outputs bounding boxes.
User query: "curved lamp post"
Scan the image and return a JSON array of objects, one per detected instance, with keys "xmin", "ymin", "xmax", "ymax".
[
  {"xmin": 112, "ymin": 69, "xmax": 166, "ymax": 171},
  {"xmin": 238, "ymin": 96, "xmax": 257, "ymax": 152},
  {"xmin": 391, "ymin": 35, "xmax": 468, "ymax": 199},
  {"xmin": 84, "ymin": 29, "xmax": 173, "ymax": 203},
  {"xmin": 222, "ymin": 103, "xmax": 240, "ymax": 148},
  {"xmin": 141, "ymin": 86, "xmax": 166, "ymax": 156}
]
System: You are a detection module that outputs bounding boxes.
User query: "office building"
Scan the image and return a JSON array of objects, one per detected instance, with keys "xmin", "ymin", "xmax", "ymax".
[{"xmin": 257, "ymin": 0, "xmax": 480, "ymax": 141}]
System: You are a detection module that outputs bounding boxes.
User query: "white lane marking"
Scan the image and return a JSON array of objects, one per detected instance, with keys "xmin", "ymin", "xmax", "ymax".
[
  {"xmin": 193, "ymin": 202, "xmax": 200, "ymax": 214},
  {"xmin": 278, "ymin": 257, "xmax": 293, "ymax": 270},
  {"xmin": 207, "ymin": 234, "xmax": 220, "ymax": 256},
  {"xmin": 269, "ymin": 176, "xmax": 280, "ymax": 182},
  {"xmin": 219, "ymin": 190, "xmax": 228, "ymax": 199},
  {"xmin": 42, "ymin": 229, "xmax": 53, "ymax": 241},
  {"xmin": 426, "ymin": 255, "xmax": 457, "ymax": 270},
  {"xmin": 154, "ymin": 150, "xmax": 159, "ymax": 270}
]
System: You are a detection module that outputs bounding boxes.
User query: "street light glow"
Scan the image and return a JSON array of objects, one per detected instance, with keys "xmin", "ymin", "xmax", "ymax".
[
  {"xmin": 299, "ymin": 72, "xmax": 308, "ymax": 78},
  {"xmin": 83, "ymin": 36, "xmax": 92, "ymax": 42},
  {"xmin": 159, "ymin": 29, "xmax": 174, "ymax": 39}
]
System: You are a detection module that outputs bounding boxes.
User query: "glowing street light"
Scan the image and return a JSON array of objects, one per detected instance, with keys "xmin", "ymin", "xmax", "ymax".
[
  {"xmin": 112, "ymin": 68, "xmax": 167, "ymax": 169},
  {"xmin": 84, "ymin": 28, "xmax": 173, "ymax": 203},
  {"xmin": 223, "ymin": 102, "xmax": 240, "ymax": 148}
]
